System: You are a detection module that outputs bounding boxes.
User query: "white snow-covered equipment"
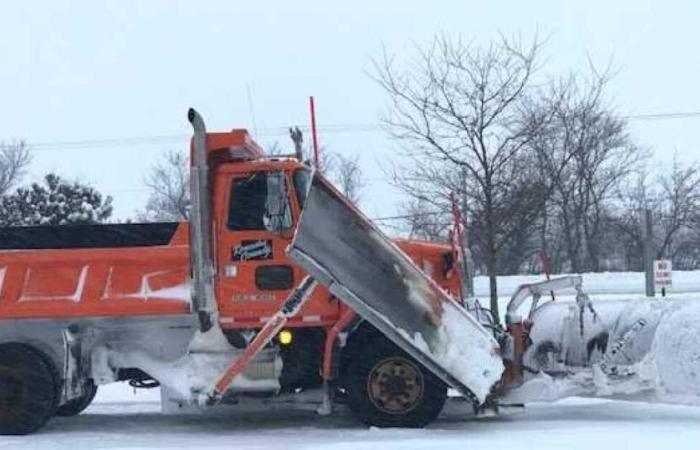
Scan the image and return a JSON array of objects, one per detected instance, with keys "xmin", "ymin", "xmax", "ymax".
[{"xmin": 501, "ymin": 277, "xmax": 700, "ymax": 407}]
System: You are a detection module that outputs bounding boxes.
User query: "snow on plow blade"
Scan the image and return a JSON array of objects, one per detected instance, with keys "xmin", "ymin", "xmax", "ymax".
[{"xmin": 287, "ymin": 174, "xmax": 504, "ymax": 405}]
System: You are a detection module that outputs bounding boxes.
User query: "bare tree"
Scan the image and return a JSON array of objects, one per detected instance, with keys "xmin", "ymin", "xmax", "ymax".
[
  {"xmin": 399, "ymin": 199, "xmax": 450, "ymax": 240},
  {"xmin": 613, "ymin": 159, "xmax": 700, "ymax": 269},
  {"xmin": 375, "ymin": 34, "xmax": 548, "ymax": 322},
  {"xmin": 315, "ymin": 149, "xmax": 366, "ymax": 204},
  {"xmin": 138, "ymin": 150, "xmax": 190, "ymax": 222},
  {"xmin": 650, "ymin": 161, "xmax": 700, "ymax": 260},
  {"xmin": 527, "ymin": 69, "xmax": 645, "ymax": 273},
  {"xmin": 0, "ymin": 140, "xmax": 31, "ymax": 197},
  {"xmin": 331, "ymin": 153, "xmax": 365, "ymax": 204},
  {"xmin": 285, "ymin": 128, "xmax": 366, "ymax": 204},
  {"xmin": 266, "ymin": 141, "xmax": 285, "ymax": 156}
]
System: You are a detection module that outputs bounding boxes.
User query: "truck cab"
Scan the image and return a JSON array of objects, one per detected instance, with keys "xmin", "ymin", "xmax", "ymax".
[{"xmin": 201, "ymin": 129, "xmax": 458, "ymax": 332}]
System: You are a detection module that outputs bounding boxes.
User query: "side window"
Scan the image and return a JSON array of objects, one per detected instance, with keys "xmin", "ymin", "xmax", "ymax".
[{"xmin": 227, "ymin": 171, "xmax": 292, "ymax": 232}]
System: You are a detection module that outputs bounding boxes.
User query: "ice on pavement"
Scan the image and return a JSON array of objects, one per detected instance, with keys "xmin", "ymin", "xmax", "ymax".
[{"xmin": 16, "ymin": 384, "xmax": 700, "ymax": 450}]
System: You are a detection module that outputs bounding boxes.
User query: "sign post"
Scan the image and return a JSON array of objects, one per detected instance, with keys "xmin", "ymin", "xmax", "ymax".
[{"xmin": 653, "ymin": 259, "xmax": 672, "ymax": 297}]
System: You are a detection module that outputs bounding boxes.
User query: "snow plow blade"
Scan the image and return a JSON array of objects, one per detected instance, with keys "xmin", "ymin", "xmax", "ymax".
[{"xmin": 287, "ymin": 174, "xmax": 504, "ymax": 405}]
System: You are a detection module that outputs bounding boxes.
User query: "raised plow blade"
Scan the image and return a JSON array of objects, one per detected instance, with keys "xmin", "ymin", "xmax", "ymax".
[
  {"xmin": 287, "ymin": 174, "xmax": 504, "ymax": 407},
  {"xmin": 504, "ymin": 292, "xmax": 700, "ymax": 406}
]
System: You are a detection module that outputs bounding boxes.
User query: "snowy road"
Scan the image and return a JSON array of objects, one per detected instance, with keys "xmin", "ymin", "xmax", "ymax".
[
  {"xmin": 4, "ymin": 272, "xmax": 700, "ymax": 449},
  {"xmin": 2, "ymin": 386, "xmax": 699, "ymax": 449}
]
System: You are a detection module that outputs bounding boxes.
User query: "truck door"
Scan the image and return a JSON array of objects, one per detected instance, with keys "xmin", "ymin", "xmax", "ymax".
[{"xmin": 215, "ymin": 170, "xmax": 300, "ymax": 325}]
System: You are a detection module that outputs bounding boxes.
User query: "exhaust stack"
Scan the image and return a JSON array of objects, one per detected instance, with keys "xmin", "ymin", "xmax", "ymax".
[{"xmin": 187, "ymin": 108, "xmax": 217, "ymax": 332}]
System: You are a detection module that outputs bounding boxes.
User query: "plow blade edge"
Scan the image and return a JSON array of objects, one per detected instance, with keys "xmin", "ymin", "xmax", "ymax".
[{"xmin": 287, "ymin": 175, "xmax": 504, "ymax": 405}]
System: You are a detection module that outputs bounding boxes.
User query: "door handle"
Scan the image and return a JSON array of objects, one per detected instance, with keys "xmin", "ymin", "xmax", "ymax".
[{"xmin": 223, "ymin": 264, "xmax": 238, "ymax": 278}]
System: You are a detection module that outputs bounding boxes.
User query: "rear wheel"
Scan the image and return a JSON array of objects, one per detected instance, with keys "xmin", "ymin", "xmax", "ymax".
[
  {"xmin": 0, "ymin": 343, "xmax": 58, "ymax": 435},
  {"xmin": 345, "ymin": 340, "xmax": 446, "ymax": 428},
  {"xmin": 56, "ymin": 380, "xmax": 97, "ymax": 416}
]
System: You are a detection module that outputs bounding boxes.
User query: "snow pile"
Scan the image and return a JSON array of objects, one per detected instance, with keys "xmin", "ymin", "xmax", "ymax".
[
  {"xmin": 125, "ymin": 278, "xmax": 191, "ymax": 302},
  {"xmin": 145, "ymin": 283, "xmax": 191, "ymax": 302},
  {"xmin": 108, "ymin": 349, "xmax": 233, "ymax": 400},
  {"xmin": 475, "ymin": 270, "xmax": 700, "ymax": 297},
  {"xmin": 187, "ymin": 325, "xmax": 234, "ymax": 353},
  {"xmin": 503, "ymin": 372, "xmax": 590, "ymax": 403},
  {"xmin": 652, "ymin": 301, "xmax": 700, "ymax": 402},
  {"xmin": 104, "ymin": 324, "xmax": 280, "ymax": 404}
]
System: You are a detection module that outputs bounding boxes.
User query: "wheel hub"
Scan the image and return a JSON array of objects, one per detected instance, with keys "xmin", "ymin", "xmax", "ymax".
[{"xmin": 368, "ymin": 357, "xmax": 424, "ymax": 414}]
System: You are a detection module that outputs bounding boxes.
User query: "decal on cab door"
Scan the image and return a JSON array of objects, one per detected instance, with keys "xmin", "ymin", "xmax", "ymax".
[{"xmin": 232, "ymin": 240, "xmax": 273, "ymax": 261}]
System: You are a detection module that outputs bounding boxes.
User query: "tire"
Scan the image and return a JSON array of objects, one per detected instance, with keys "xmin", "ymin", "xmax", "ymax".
[
  {"xmin": 0, "ymin": 343, "xmax": 58, "ymax": 435},
  {"xmin": 345, "ymin": 339, "xmax": 447, "ymax": 428},
  {"xmin": 56, "ymin": 380, "xmax": 97, "ymax": 416}
]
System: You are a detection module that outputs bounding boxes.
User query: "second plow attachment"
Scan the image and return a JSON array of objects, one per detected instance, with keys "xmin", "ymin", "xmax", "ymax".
[{"xmin": 503, "ymin": 278, "xmax": 700, "ymax": 406}]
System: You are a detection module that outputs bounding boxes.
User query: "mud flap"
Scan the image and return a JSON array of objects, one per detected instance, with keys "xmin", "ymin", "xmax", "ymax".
[{"xmin": 287, "ymin": 175, "xmax": 504, "ymax": 405}]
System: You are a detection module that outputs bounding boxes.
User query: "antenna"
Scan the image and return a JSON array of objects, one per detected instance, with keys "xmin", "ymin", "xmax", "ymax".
[
  {"xmin": 246, "ymin": 83, "xmax": 259, "ymax": 136},
  {"xmin": 309, "ymin": 96, "xmax": 320, "ymax": 171}
]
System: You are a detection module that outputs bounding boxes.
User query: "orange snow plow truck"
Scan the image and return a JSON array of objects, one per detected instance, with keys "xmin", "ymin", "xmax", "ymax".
[
  {"xmin": 3, "ymin": 109, "xmax": 697, "ymax": 436},
  {"xmin": 0, "ymin": 109, "xmax": 505, "ymax": 434}
]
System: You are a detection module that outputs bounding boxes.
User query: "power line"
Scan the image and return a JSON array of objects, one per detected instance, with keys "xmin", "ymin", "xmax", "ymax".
[
  {"xmin": 24, "ymin": 109, "xmax": 700, "ymax": 152},
  {"xmin": 32, "ymin": 135, "xmax": 186, "ymax": 151},
  {"xmin": 29, "ymin": 123, "xmax": 383, "ymax": 152},
  {"xmin": 625, "ymin": 111, "xmax": 700, "ymax": 121},
  {"xmin": 371, "ymin": 211, "xmax": 444, "ymax": 221}
]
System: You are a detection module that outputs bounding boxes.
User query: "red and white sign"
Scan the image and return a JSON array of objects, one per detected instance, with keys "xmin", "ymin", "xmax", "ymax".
[{"xmin": 654, "ymin": 259, "xmax": 673, "ymax": 287}]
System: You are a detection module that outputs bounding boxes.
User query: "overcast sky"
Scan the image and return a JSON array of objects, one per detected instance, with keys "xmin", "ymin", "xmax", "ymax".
[{"xmin": 1, "ymin": 1, "xmax": 698, "ymax": 221}]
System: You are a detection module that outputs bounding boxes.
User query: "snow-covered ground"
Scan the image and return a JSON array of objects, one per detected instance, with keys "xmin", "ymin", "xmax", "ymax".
[
  {"xmin": 2, "ymin": 383, "xmax": 696, "ymax": 449},
  {"xmin": 3, "ymin": 271, "xmax": 700, "ymax": 449},
  {"xmin": 474, "ymin": 270, "xmax": 700, "ymax": 324},
  {"xmin": 473, "ymin": 270, "xmax": 700, "ymax": 297}
]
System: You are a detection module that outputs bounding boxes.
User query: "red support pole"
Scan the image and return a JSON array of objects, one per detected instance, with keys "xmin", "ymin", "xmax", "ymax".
[
  {"xmin": 539, "ymin": 251, "xmax": 556, "ymax": 301},
  {"xmin": 449, "ymin": 192, "xmax": 465, "ymax": 305},
  {"xmin": 309, "ymin": 96, "xmax": 320, "ymax": 171},
  {"xmin": 322, "ymin": 309, "xmax": 357, "ymax": 381}
]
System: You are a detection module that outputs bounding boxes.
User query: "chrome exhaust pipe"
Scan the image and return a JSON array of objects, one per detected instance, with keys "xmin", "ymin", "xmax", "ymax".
[{"xmin": 187, "ymin": 108, "xmax": 217, "ymax": 332}]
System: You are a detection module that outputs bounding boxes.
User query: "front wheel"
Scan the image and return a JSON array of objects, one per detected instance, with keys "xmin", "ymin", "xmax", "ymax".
[{"xmin": 345, "ymin": 340, "xmax": 446, "ymax": 428}]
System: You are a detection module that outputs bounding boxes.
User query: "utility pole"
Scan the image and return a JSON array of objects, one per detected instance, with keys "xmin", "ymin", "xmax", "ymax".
[{"xmin": 644, "ymin": 208, "xmax": 655, "ymax": 297}]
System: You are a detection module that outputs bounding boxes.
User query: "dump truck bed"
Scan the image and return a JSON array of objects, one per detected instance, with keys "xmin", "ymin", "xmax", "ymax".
[
  {"xmin": 0, "ymin": 223, "xmax": 192, "ymax": 319},
  {"xmin": 0, "ymin": 222, "xmax": 455, "ymax": 324}
]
